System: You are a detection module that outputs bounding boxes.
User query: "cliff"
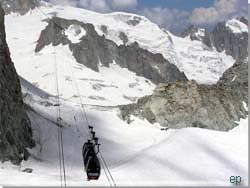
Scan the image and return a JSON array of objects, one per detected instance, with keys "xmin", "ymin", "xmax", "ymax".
[{"xmin": 0, "ymin": 4, "xmax": 34, "ymax": 164}]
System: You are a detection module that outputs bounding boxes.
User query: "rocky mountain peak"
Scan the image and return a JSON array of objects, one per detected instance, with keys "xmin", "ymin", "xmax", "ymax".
[
  {"xmin": 35, "ymin": 17, "xmax": 188, "ymax": 84},
  {"xmin": 0, "ymin": 0, "xmax": 40, "ymax": 15},
  {"xmin": 182, "ymin": 25, "xmax": 205, "ymax": 41},
  {"xmin": 203, "ymin": 18, "xmax": 248, "ymax": 60}
]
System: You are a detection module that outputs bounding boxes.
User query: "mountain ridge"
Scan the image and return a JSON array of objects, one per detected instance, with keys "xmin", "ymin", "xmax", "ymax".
[
  {"xmin": 203, "ymin": 18, "xmax": 248, "ymax": 60},
  {"xmin": 35, "ymin": 16, "xmax": 188, "ymax": 84},
  {"xmin": 0, "ymin": 2, "xmax": 248, "ymax": 185}
]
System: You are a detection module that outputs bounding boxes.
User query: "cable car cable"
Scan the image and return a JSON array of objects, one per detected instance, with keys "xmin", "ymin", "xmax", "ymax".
[
  {"xmin": 29, "ymin": 2, "xmax": 116, "ymax": 186},
  {"xmin": 99, "ymin": 152, "xmax": 116, "ymax": 187},
  {"xmin": 53, "ymin": 22, "xmax": 67, "ymax": 187}
]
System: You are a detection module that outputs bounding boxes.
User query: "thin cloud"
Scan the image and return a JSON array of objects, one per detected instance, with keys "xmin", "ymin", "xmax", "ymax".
[
  {"xmin": 78, "ymin": 0, "xmax": 111, "ymax": 12},
  {"xmin": 46, "ymin": 0, "xmax": 248, "ymax": 32},
  {"xmin": 49, "ymin": 0, "xmax": 77, "ymax": 6},
  {"xmin": 190, "ymin": 0, "xmax": 247, "ymax": 25},
  {"xmin": 190, "ymin": 7, "xmax": 219, "ymax": 25},
  {"xmin": 141, "ymin": 7, "xmax": 190, "ymax": 32},
  {"xmin": 110, "ymin": 0, "xmax": 138, "ymax": 9},
  {"xmin": 77, "ymin": 0, "xmax": 138, "ymax": 13}
]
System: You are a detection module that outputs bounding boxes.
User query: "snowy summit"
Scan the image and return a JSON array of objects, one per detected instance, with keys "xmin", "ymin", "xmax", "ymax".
[{"xmin": 226, "ymin": 18, "xmax": 248, "ymax": 33}]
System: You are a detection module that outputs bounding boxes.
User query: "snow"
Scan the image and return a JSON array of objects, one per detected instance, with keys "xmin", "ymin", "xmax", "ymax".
[
  {"xmin": 231, "ymin": 75, "xmax": 237, "ymax": 82},
  {"xmin": 4, "ymin": 12, "xmax": 155, "ymax": 106},
  {"xmin": 64, "ymin": 25, "xmax": 86, "ymax": 43},
  {"xmin": 0, "ymin": 78, "xmax": 248, "ymax": 186},
  {"xmin": 197, "ymin": 28, "xmax": 205, "ymax": 37},
  {"xmin": 34, "ymin": 5, "xmax": 180, "ymax": 66},
  {"xmin": 5, "ymin": 4, "xmax": 237, "ymax": 85},
  {"xmin": 243, "ymin": 101, "xmax": 248, "ymax": 111},
  {"xmin": 0, "ymin": 3, "xmax": 247, "ymax": 186},
  {"xmin": 226, "ymin": 19, "xmax": 248, "ymax": 33},
  {"xmin": 170, "ymin": 33, "xmax": 235, "ymax": 84},
  {"xmin": 190, "ymin": 28, "xmax": 205, "ymax": 41},
  {"xmin": 113, "ymin": 118, "xmax": 248, "ymax": 185}
]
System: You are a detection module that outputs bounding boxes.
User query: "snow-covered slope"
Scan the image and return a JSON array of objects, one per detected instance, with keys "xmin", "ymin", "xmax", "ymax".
[
  {"xmin": 5, "ymin": 11, "xmax": 155, "ymax": 106},
  {"xmin": 0, "ymin": 3, "xmax": 248, "ymax": 186},
  {"xmin": 0, "ymin": 79, "xmax": 247, "ymax": 186},
  {"xmin": 170, "ymin": 33, "xmax": 235, "ymax": 83},
  {"xmin": 226, "ymin": 18, "xmax": 248, "ymax": 33},
  {"xmin": 5, "ymin": 3, "xmax": 235, "ymax": 95},
  {"xmin": 48, "ymin": 6, "xmax": 179, "ymax": 67}
]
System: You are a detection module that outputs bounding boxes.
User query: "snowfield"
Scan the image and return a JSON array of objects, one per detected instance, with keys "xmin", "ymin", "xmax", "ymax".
[
  {"xmin": 5, "ymin": 3, "xmax": 236, "ymax": 88},
  {"xmin": 5, "ymin": 9, "xmax": 155, "ymax": 106},
  {"xmin": 0, "ymin": 78, "xmax": 248, "ymax": 186},
  {"xmin": 170, "ymin": 33, "xmax": 235, "ymax": 84},
  {"xmin": 0, "ymin": 2, "xmax": 248, "ymax": 186}
]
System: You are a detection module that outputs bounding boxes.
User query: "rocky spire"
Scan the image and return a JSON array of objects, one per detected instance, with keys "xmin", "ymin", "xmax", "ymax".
[
  {"xmin": 203, "ymin": 18, "xmax": 248, "ymax": 60},
  {"xmin": 0, "ymin": 3, "xmax": 34, "ymax": 164},
  {"xmin": 0, "ymin": 0, "xmax": 40, "ymax": 15}
]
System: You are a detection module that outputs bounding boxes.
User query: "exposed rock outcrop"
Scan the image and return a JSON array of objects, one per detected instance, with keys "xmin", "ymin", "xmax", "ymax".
[
  {"xmin": 126, "ymin": 16, "xmax": 142, "ymax": 26},
  {"xmin": 239, "ymin": 17, "xmax": 248, "ymax": 26},
  {"xmin": 120, "ymin": 80, "xmax": 247, "ymax": 131},
  {"xmin": 217, "ymin": 59, "xmax": 248, "ymax": 104},
  {"xmin": 0, "ymin": 4, "xmax": 34, "ymax": 164},
  {"xmin": 203, "ymin": 19, "xmax": 248, "ymax": 60},
  {"xmin": 35, "ymin": 17, "xmax": 188, "ymax": 84},
  {"xmin": 0, "ymin": 0, "xmax": 40, "ymax": 15},
  {"xmin": 182, "ymin": 25, "xmax": 205, "ymax": 41}
]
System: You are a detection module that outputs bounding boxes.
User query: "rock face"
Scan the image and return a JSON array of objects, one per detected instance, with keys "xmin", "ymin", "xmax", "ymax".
[
  {"xmin": 0, "ymin": 4, "xmax": 34, "ymax": 164},
  {"xmin": 203, "ymin": 19, "xmax": 248, "ymax": 60},
  {"xmin": 239, "ymin": 17, "xmax": 248, "ymax": 26},
  {"xmin": 182, "ymin": 25, "xmax": 205, "ymax": 41},
  {"xmin": 0, "ymin": 0, "xmax": 40, "ymax": 15},
  {"xmin": 35, "ymin": 17, "xmax": 188, "ymax": 84},
  {"xmin": 217, "ymin": 59, "xmax": 248, "ymax": 104},
  {"xmin": 120, "ymin": 80, "xmax": 247, "ymax": 131}
]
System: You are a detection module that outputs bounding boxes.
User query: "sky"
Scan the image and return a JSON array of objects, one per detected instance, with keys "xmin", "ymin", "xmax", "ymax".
[
  {"xmin": 46, "ymin": 0, "xmax": 248, "ymax": 33},
  {"xmin": 138, "ymin": 0, "xmax": 214, "ymax": 11}
]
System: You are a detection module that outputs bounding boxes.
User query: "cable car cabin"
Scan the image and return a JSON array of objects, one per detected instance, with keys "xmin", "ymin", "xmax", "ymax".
[
  {"xmin": 83, "ymin": 146, "xmax": 96, "ymax": 167},
  {"xmin": 82, "ymin": 140, "xmax": 93, "ymax": 159},
  {"xmin": 82, "ymin": 141, "xmax": 101, "ymax": 180},
  {"xmin": 86, "ymin": 156, "xmax": 101, "ymax": 180}
]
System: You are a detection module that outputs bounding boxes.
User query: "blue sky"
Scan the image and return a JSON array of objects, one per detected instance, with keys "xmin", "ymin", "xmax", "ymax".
[
  {"xmin": 138, "ymin": 0, "xmax": 214, "ymax": 11},
  {"xmin": 48, "ymin": 0, "xmax": 248, "ymax": 33}
]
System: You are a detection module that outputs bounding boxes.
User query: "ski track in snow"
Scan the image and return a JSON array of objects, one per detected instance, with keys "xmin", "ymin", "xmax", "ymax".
[{"xmin": 0, "ymin": 4, "xmax": 248, "ymax": 186}]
